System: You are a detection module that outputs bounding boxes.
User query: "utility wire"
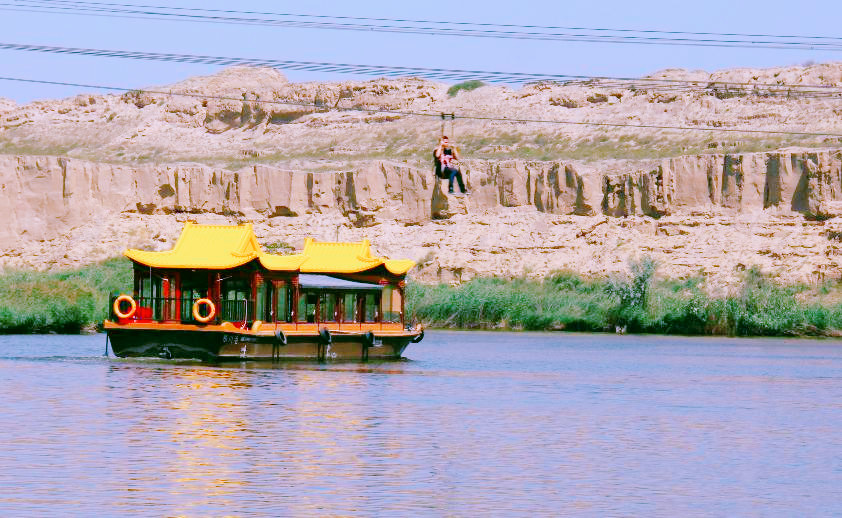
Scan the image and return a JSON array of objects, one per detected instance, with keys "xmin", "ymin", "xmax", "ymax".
[
  {"xmin": 12, "ymin": 0, "xmax": 842, "ymax": 45},
  {"xmin": 11, "ymin": 0, "xmax": 842, "ymax": 42},
  {"xmin": 5, "ymin": 0, "xmax": 842, "ymax": 51},
  {"xmin": 2, "ymin": 42, "xmax": 842, "ymax": 98},
  {"xmin": 2, "ymin": 75, "xmax": 842, "ymax": 139}
]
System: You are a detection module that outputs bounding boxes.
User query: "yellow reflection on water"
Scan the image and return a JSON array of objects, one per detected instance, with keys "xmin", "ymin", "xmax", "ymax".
[
  {"xmin": 276, "ymin": 369, "xmax": 373, "ymax": 512},
  {"xmin": 155, "ymin": 367, "xmax": 252, "ymax": 513},
  {"xmin": 110, "ymin": 360, "xmax": 417, "ymax": 515}
]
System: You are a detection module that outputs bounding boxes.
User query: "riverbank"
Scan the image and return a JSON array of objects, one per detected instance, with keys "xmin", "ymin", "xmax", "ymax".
[
  {"xmin": 2, "ymin": 257, "xmax": 842, "ymax": 336},
  {"xmin": 406, "ymin": 259, "xmax": 842, "ymax": 337},
  {"xmin": 0, "ymin": 258, "xmax": 132, "ymax": 333}
]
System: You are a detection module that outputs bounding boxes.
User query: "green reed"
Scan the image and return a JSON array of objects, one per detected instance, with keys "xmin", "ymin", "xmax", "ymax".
[
  {"xmin": 0, "ymin": 258, "xmax": 133, "ymax": 333},
  {"xmin": 407, "ymin": 262, "xmax": 842, "ymax": 337},
  {"xmin": 4, "ymin": 255, "xmax": 842, "ymax": 337}
]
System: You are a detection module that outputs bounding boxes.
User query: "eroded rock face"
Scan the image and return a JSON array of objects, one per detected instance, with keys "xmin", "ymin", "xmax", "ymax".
[
  {"xmin": 4, "ymin": 149, "xmax": 842, "ymax": 245},
  {"xmin": 598, "ymin": 149, "xmax": 842, "ymax": 219},
  {"xmin": 4, "ymin": 148, "xmax": 842, "ymax": 286},
  {"xmin": 0, "ymin": 155, "xmax": 590, "ymax": 245}
]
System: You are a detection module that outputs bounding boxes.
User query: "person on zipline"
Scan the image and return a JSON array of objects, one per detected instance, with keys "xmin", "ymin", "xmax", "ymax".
[{"xmin": 433, "ymin": 136, "xmax": 468, "ymax": 195}]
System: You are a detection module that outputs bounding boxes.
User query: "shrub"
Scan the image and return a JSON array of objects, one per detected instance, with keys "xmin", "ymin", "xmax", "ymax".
[
  {"xmin": 406, "ymin": 261, "xmax": 842, "ymax": 337},
  {"xmin": 605, "ymin": 257, "xmax": 657, "ymax": 331},
  {"xmin": 550, "ymin": 97, "xmax": 579, "ymax": 108},
  {"xmin": 264, "ymin": 241, "xmax": 296, "ymax": 254},
  {"xmin": 447, "ymin": 80, "xmax": 486, "ymax": 97},
  {"xmin": 0, "ymin": 258, "xmax": 133, "ymax": 334}
]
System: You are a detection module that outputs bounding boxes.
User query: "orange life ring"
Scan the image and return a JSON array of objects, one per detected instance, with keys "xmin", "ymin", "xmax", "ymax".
[
  {"xmin": 192, "ymin": 298, "xmax": 216, "ymax": 323},
  {"xmin": 113, "ymin": 294, "xmax": 137, "ymax": 320}
]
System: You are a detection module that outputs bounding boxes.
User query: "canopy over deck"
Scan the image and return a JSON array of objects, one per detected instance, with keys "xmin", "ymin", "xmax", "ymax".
[
  {"xmin": 124, "ymin": 222, "xmax": 415, "ymax": 275},
  {"xmin": 298, "ymin": 274, "xmax": 382, "ymax": 290}
]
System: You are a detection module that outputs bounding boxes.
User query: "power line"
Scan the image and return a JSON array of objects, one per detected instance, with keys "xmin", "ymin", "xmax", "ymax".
[
  {"xmin": 2, "ymin": 75, "xmax": 842, "ymax": 139},
  {"xmin": 14, "ymin": 0, "xmax": 842, "ymax": 45},
  {"xmin": 11, "ymin": 0, "xmax": 841, "ymax": 42},
  {"xmin": 5, "ymin": 0, "xmax": 842, "ymax": 51},
  {"xmin": 2, "ymin": 41, "xmax": 842, "ymax": 99}
]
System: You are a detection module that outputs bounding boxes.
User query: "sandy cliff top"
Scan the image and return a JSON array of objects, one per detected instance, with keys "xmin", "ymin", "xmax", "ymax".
[
  {"xmin": 0, "ymin": 97, "xmax": 15, "ymax": 113},
  {"xmin": 1, "ymin": 63, "xmax": 842, "ymax": 168}
]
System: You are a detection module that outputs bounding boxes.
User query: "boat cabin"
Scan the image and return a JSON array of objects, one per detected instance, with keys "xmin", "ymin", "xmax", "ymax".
[{"xmin": 115, "ymin": 222, "xmax": 415, "ymax": 333}]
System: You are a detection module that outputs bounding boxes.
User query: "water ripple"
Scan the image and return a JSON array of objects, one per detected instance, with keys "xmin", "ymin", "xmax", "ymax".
[{"xmin": 0, "ymin": 331, "xmax": 841, "ymax": 516}]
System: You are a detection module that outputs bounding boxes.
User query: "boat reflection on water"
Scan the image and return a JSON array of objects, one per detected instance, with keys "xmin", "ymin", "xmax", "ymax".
[
  {"xmin": 106, "ymin": 365, "xmax": 250, "ymax": 513},
  {"xmin": 105, "ymin": 360, "xmax": 415, "ymax": 515}
]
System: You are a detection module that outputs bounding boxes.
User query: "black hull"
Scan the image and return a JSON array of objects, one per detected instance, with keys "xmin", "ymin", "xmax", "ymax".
[
  {"xmin": 107, "ymin": 328, "xmax": 223, "ymax": 361},
  {"xmin": 106, "ymin": 328, "xmax": 413, "ymax": 361}
]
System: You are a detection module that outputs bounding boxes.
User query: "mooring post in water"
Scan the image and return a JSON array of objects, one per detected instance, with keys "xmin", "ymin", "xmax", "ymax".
[{"xmin": 103, "ymin": 334, "xmax": 109, "ymax": 357}]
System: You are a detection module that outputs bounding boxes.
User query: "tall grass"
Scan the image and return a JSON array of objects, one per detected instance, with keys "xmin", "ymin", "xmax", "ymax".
[
  {"xmin": 5, "ymin": 255, "xmax": 842, "ymax": 337},
  {"xmin": 406, "ymin": 273, "xmax": 615, "ymax": 332},
  {"xmin": 0, "ymin": 258, "xmax": 133, "ymax": 333},
  {"xmin": 407, "ymin": 262, "xmax": 842, "ymax": 337}
]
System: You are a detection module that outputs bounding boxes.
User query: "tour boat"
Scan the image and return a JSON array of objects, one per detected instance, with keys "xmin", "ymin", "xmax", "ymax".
[{"xmin": 104, "ymin": 222, "xmax": 423, "ymax": 361}]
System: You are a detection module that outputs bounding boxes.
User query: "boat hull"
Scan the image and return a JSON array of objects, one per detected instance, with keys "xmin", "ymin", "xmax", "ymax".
[{"xmin": 105, "ymin": 324, "xmax": 418, "ymax": 361}]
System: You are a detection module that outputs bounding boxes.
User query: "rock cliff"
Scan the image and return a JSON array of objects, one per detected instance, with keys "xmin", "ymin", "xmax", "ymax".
[
  {"xmin": 5, "ymin": 64, "xmax": 842, "ymax": 287},
  {"xmin": 3, "ymin": 149, "xmax": 842, "ymax": 288}
]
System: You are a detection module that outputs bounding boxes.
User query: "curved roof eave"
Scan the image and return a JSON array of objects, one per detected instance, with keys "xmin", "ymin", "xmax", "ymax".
[{"xmin": 124, "ymin": 249, "xmax": 259, "ymax": 270}]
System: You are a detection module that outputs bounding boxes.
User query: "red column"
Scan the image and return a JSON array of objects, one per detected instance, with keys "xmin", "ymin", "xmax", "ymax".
[
  {"xmin": 162, "ymin": 276, "xmax": 170, "ymax": 321},
  {"xmin": 173, "ymin": 272, "xmax": 181, "ymax": 322},
  {"xmin": 291, "ymin": 276, "xmax": 299, "ymax": 328}
]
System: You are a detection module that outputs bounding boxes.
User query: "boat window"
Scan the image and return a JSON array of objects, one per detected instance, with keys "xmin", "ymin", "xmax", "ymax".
[
  {"xmin": 136, "ymin": 270, "xmax": 163, "ymax": 320},
  {"xmin": 363, "ymin": 293, "xmax": 379, "ymax": 323},
  {"xmin": 138, "ymin": 274, "xmax": 151, "ymax": 299},
  {"xmin": 222, "ymin": 278, "xmax": 249, "ymax": 301},
  {"xmin": 255, "ymin": 279, "xmax": 269, "ymax": 322},
  {"xmin": 381, "ymin": 286, "xmax": 402, "ymax": 323},
  {"xmin": 221, "ymin": 278, "xmax": 251, "ymax": 322},
  {"xmin": 298, "ymin": 290, "xmax": 318, "ymax": 323},
  {"xmin": 275, "ymin": 282, "xmax": 291, "ymax": 323},
  {"xmin": 179, "ymin": 274, "xmax": 208, "ymax": 323},
  {"xmin": 319, "ymin": 293, "xmax": 338, "ymax": 322},
  {"xmin": 343, "ymin": 293, "xmax": 358, "ymax": 323}
]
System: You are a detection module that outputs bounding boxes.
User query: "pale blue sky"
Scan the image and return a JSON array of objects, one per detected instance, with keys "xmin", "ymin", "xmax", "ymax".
[{"xmin": 1, "ymin": 0, "xmax": 841, "ymax": 102}]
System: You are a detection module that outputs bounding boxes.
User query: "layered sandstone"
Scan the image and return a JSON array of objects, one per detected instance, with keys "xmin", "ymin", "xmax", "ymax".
[
  {"xmin": 4, "ymin": 148, "xmax": 841, "ymax": 234},
  {"xmin": 3, "ymin": 149, "xmax": 842, "ymax": 288}
]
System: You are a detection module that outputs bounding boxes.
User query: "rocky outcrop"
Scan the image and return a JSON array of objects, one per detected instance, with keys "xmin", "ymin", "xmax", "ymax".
[
  {"xmin": 595, "ymin": 149, "xmax": 842, "ymax": 219},
  {"xmin": 0, "ymin": 97, "xmax": 14, "ymax": 113},
  {"xmin": 4, "ymin": 149, "xmax": 842, "ymax": 246},
  {"xmin": 6, "ymin": 64, "xmax": 842, "ymax": 169},
  {"xmin": 5, "ymin": 148, "xmax": 842, "ymax": 287}
]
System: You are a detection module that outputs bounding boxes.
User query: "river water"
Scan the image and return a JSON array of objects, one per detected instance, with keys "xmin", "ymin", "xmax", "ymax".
[{"xmin": 1, "ymin": 331, "xmax": 841, "ymax": 516}]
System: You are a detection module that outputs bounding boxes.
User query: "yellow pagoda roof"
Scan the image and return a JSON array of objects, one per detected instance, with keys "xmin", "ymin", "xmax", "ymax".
[
  {"xmin": 124, "ymin": 222, "xmax": 415, "ymax": 275},
  {"xmin": 299, "ymin": 238, "xmax": 416, "ymax": 275},
  {"xmin": 125, "ymin": 222, "xmax": 262, "ymax": 270}
]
